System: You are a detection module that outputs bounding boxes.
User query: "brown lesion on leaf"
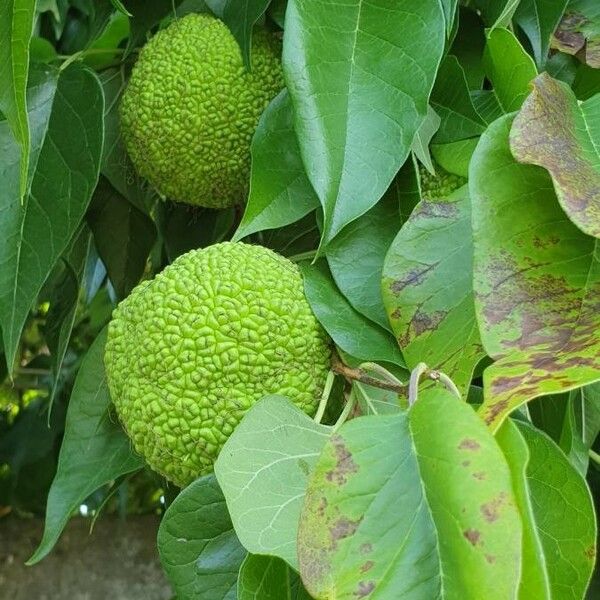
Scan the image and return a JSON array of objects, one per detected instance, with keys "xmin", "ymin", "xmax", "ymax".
[
  {"xmin": 458, "ymin": 438, "xmax": 480, "ymax": 451},
  {"xmin": 483, "ymin": 398, "xmax": 509, "ymax": 425},
  {"xmin": 360, "ymin": 543, "xmax": 373, "ymax": 555},
  {"xmin": 473, "ymin": 471, "xmax": 486, "ymax": 480},
  {"xmin": 481, "ymin": 492, "xmax": 508, "ymax": 523},
  {"xmin": 354, "ymin": 580, "xmax": 376, "ymax": 598},
  {"xmin": 360, "ymin": 560, "xmax": 375, "ymax": 573},
  {"xmin": 325, "ymin": 435, "xmax": 359, "ymax": 486},
  {"xmin": 584, "ymin": 545, "xmax": 596, "ymax": 560},
  {"xmin": 389, "ymin": 262, "xmax": 440, "ymax": 294},
  {"xmin": 485, "ymin": 554, "xmax": 496, "ymax": 564},
  {"xmin": 462, "ymin": 460, "xmax": 471, "ymax": 467},
  {"xmin": 411, "ymin": 201, "xmax": 458, "ymax": 221},
  {"xmin": 330, "ymin": 516, "xmax": 363, "ymax": 545},
  {"xmin": 463, "ymin": 529, "xmax": 481, "ymax": 546}
]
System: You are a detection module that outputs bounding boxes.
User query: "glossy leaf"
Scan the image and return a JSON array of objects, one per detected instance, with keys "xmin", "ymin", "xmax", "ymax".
[
  {"xmin": 514, "ymin": 0, "xmax": 569, "ymax": 67},
  {"xmin": 234, "ymin": 91, "xmax": 319, "ymax": 241},
  {"xmin": 431, "ymin": 137, "xmax": 479, "ymax": 177},
  {"xmin": 382, "ymin": 187, "xmax": 484, "ymax": 395},
  {"xmin": 302, "ymin": 260, "xmax": 405, "ymax": 366},
  {"xmin": 431, "ymin": 55, "xmax": 486, "ymax": 144},
  {"xmin": 470, "ymin": 114, "xmax": 600, "ymax": 431},
  {"xmin": 0, "ymin": 64, "xmax": 104, "ymax": 371},
  {"xmin": 157, "ymin": 474, "xmax": 246, "ymax": 600},
  {"xmin": 215, "ymin": 396, "xmax": 331, "ymax": 569},
  {"xmin": 238, "ymin": 554, "xmax": 311, "ymax": 600},
  {"xmin": 0, "ymin": 0, "xmax": 35, "ymax": 199},
  {"xmin": 510, "ymin": 73, "xmax": 600, "ymax": 238},
  {"xmin": 298, "ymin": 388, "xmax": 522, "ymax": 599},
  {"xmin": 28, "ymin": 330, "xmax": 144, "ymax": 564},
  {"xmin": 282, "ymin": 0, "xmax": 445, "ymax": 246},
  {"xmin": 474, "ymin": 0, "xmax": 520, "ymax": 29},
  {"xmin": 325, "ymin": 185, "xmax": 402, "ymax": 331},
  {"xmin": 483, "ymin": 28, "xmax": 538, "ymax": 113}
]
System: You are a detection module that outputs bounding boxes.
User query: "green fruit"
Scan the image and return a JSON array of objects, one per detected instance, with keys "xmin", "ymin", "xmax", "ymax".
[
  {"xmin": 120, "ymin": 13, "xmax": 284, "ymax": 208},
  {"xmin": 419, "ymin": 162, "xmax": 467, "ymax": 200},
  {"xmin": 104, "ymin": 242, "xmax": 331, "ymax": 486}
]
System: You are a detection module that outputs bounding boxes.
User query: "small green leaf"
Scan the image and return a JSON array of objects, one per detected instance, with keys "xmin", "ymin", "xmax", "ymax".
[
  {"xmin": 238, "ymin": 554, "xmax": 312, "ymax": 600},
  {"xmin": 483, "ymin": 28, "xmax": 538, "ymax": 112},
  {"xmin": 325, "ymin": 187, "xmax": 403, "ymax": 331},
  {"xmin": 411, "ymin": 105, "xmax": 441, "ymax": 173},
  {"xmin": 510, "ymin": 73, "xmax": 600, "ymax": 238},
  {"xmin": 158, "ymin": 474, "xmax": 246, "ymax": 600},
  {"xmin": 282, "ymin": 0, "xmax": 446, "ymax": 247},
  {"xmin": 302, "ymin": 260, "xmax": 405, "ymax": 366},
  {"xmin": 214, "ymin": 396, "xmax": 331, "ymax": 569},
  {"xmin": 0, "ymin": 63, "xmax": 104, "ymax": 371},
  {"xmin": 514, "ymin": 0, "xmax": 569, "ymax": 67},
  {"xmin": 298, "ymin": 388, "xmax": 522, "ymax": 599},
  {"xmin": 517, "ymin": 421, "xmax": 596, "ymax": 598},
  {"xmin": 0, "ymin": 0, "xmax": 35, "ymax": 200},
  {"xmin": 234, "ymin": 91, "xmax": 319, "ymax": 241},
  {"xmin": 431, "ymin": 137, "xmax": 479, "ymax": 177},
  {"xmin": 431, "ymin": 55, "xmax": 486, "ymax": 144},
  {"xmin": 382, "ymin": 187, "xmax": 484, "ymax": 395},
  {"xmin": 474, "ymin": 0, "xmax": 520, "ymax": 30},
  {"xmin": 28, "ymin": 330, "xmax": 144, "ymax": 564},
  {"xmin": 470, "ymin": 114, "xmax": 600, "ymax": 431}
]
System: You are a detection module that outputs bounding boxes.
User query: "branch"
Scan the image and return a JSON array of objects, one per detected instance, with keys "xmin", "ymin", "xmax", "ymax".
[{"xmin": 331, "ymin": 353, "xmax": 406, "ymax": 394}]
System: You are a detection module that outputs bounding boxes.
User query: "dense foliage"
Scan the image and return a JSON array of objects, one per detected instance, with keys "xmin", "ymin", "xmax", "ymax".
[{"xmin": 1, "ymin": 0, "xmax": 600, "ymax": 598}]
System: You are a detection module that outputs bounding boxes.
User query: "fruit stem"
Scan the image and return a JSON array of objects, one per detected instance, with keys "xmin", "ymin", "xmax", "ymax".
[
  {"xmin": 333, "ymin": 390, "xmax": 356, "ymax": 432},
  {"xmin": 314, "ymin": 370, "xmax": 335, "ymax": 424},
  {"xmin": 331, "ymin": 353, "xmax": 406, "ymax": 394}
]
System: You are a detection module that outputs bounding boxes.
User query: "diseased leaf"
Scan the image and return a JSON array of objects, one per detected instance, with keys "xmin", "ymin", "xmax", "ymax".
[
  {"xmin": 282, "ymin": 0, "xmax": 445, "ymax": 247},
  {"xmin": 298, "ymin": 388, "xmax": 522, "ymax": 599},
  {"xmin": 28, "ymin": 330, "xmax": 144, "ymax": 564},
  {"xmin": 483, "ymin": 28, "xmax": 538, "ymax": 113},
  {"xmin": 0, "ymin": 63, "xmax": 104, "ymax": 371},
  {"xmin": 552, "ymin": 0, "xmax": 600, "ymax": 68},
  {"xmin": 234, "ymin": 90, "xmax": 319, "ymax": 241},
  {"xmin": 302, "ymin": 260, "xmax": 405, "ymax": 367},
  {"xmin": 514, "ymin": 0, "xmax": 569, "ymax": 67},
  {"xmin": 158, "ymin": 474, "xmax": 246, "ymax": 600},
  {"xmin": 0, "ymin": 0, "xmax": 35, "ymax": 200},
  {"xmin": 215, "ymin": 396, "xmax": 331, "ymax": 569},
  {"xmin": 382, "ymin": 187, "xmax": 484, "ymax": 395},
  {"xmin": 470, "ymin": 114, "xmax": 600, "ymax": 431},
  {"xmin": 510, "ymin": 73, "xmax": 600, "ymax": 238}
]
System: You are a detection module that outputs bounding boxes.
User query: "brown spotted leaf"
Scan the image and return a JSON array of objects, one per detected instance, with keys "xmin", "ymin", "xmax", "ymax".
[
  {"xmin": 470, "ymin": 114, "xmax": 600, "ymax": 432},
  {"xmin": 510, "ymin": 73, "xmax": 600, "ymax": 238},
  {"xmin": 297, "ymin": 388, "xmax": 522, "ymax": 599},
  {"xmin": 382, "ymin": 187, "xmax": 484, "ymax": 395},
  {"xmin": 551, "ymin": 3, "xmax": 600, "ymax": 68}
]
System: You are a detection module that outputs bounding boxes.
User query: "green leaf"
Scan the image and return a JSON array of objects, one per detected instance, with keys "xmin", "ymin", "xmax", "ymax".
[
  {"xmin": 214, "ymin": 396, "xmax": 331, "ymax": 569},
  {"xmin": 411, "ymin": 105, "xmax": 441, "ymax": 173},
  {"xmin": 431, "ymin": 137, "xmax": 479, "ymax": 177},
  {"xmin": 516, "ymin": 421, "xmax": 596, "ymax": 598},
  {"xmin": 514, "ymin": 0, "xmax": 569, "ymax": 67},
  {"xmin": 483, "ymin": 28, "xmax": 538, "ymax": 113},
  {"xmin": 510, "ymin": 73, "xmax": 600, "ymax": 239},
  {"xmin": 470, "ymin": 114, "xmax": 600, "ymax": 431},
  {"xmin": 0, "ymin": 63, "xmax": 104, "ymax": 371},
  {"xmin": 220, "ymin": 0, "xmax": 271, "ymax": 68},
  {"xmin": 573, "ymin": 63, "xmax": 600, "ymax": 100},
  {"xmin": 325, "ymin": 186, "xmax": 402, "ymax": 331},
  {"xmin": 471, "ymin": 89, "xmax": 504, "ymax": 124},
  {"xmin": 238, "ymin": 554, "xmax": 312, "ymax": 600},
  {"xmin": 157, "ymin": 474, "xmax": 246, "ymax": 600},
  {"xmin": 28, "ymin": 329, "xmax": 144, "ymax": 564},
  {"xmin": 124, "ymin": 0, "xmax": 179, "ymax": 57},
  {"xmin": 430, "ymin": 55, "xmax": 486, "ymax": 144},
  {"xmin": 382, "ymin": 187, "xmax": 484, "ymax": 395},
  {"xmin": 298, "ymin": 388, "xmax": 522, "ymax": 599},
  {"xmin": 282, "ymin": 0, "xmax": 446, "ymax": 247},
  {"xmin": 0, "ymin": 0, "xmax": 35, "ymax": 200},
  {"xmin": 234, "ymin": 91, "xmax": 319, "ymax": 241},
  {"xmin": 450, "ymin": 7, "xmax": 486, "ymax": 89},
  {"xmin": 440, "ymin": 0, "xmax": 459, "ymax": 35},
  {"xmin": 86, "ymin": 177, "xmax": 156, "ymax": 299},
  {"xmin": 474, "ymin": 0, "xmax": 520, "ymax": 29},
  {"xmin": 302, "ymin": 260, "xmax": 405, "ymax": 366}
]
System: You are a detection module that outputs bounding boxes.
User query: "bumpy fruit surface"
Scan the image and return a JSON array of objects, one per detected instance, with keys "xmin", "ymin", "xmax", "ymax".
[
  {"xmin": 120, "ymin": 13, "xmax": 284, "ymax": 208},
  {"xmin": 104, "ymin": 243, "xmax": 331, "ymax": 487},
  {"xmin": 419, "ymin": 162, "xmax": 467, "ymax": 200}
]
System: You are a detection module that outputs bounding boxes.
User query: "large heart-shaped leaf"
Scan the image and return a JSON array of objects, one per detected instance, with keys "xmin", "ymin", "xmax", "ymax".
[
  {"xmin": 298, "ymin": 388, "xmax": 522, "ymax": 599},
  {"xmin": 470, "ymin": 114, "xmax": 600, "ymax": 431},
  {"xmin": 510, "ymin": 73, "xmax": 600, "ymax": 239},
  {"xmin": 382, "ymin": 187, "xmax": 484, "ymax": 395},
  {"xmin": 282, "ymin": 0, "xmax": 445, "ymax": 247},
  {"xmin": 0, "ymin": 63, "xmax": 103, "ymax": 370}
]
